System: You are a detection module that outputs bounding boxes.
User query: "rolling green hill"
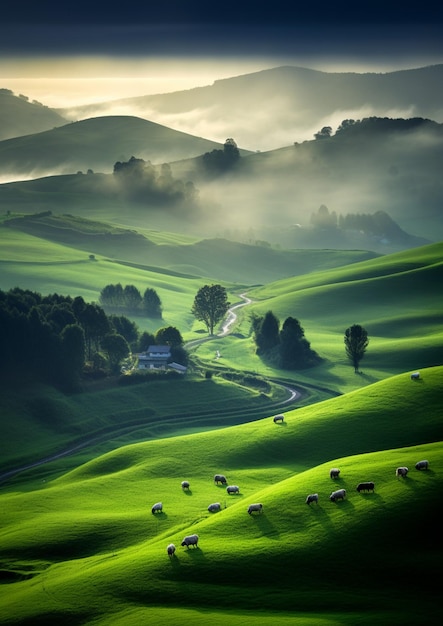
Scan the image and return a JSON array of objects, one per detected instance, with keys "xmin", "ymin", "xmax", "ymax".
[
  {"xmin": 0, "ymin": 212, "xmax": 378, "ymax": 285},
  {"xmin": 0, "ymin": 115, "xmax": 237, "ymax": 179},
  {"xmin": 0, "ymin": 366, "xmax": 441, "ymax": 624},
  {"xmin": 193, "ymin": 241, "xmax": 443, "ymax": 392}
]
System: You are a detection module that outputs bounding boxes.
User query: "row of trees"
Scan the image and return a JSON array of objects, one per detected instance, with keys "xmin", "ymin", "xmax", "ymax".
[
  {"xmin": 99, "ymin": 283, "xmax": 162, "ymax": 317},
  {"xmin": 0, "ymin": 288, "xmax": 187, "ymax": 390}
]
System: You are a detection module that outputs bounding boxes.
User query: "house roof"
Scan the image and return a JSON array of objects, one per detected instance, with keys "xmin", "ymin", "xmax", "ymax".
[{"xmin": 147, "ymin": 345, "xmax": 170, "ymax": 354}]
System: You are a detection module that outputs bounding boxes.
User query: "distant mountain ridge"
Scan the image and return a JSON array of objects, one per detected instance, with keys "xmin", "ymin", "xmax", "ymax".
[{"xmin": 56, "ymin": 64, "xmax": 443, "ymax": 151}]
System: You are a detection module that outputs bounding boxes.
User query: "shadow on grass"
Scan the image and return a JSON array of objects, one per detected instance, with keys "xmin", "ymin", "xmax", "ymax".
[{"xmin": 248, "ymin": 513, "xmax": 281, "ymax": 537}]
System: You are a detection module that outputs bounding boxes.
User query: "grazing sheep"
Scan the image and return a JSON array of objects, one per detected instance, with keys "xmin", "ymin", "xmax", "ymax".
[
  {"xmin": 151, "ymin": 502, "xmax": 163, "ymax": 514},
  {"xmin": 181, "ymin": 534, "xmax": 199, "ymax": 548},
  {"xmin": 226, "ymin": 485, "xmax": 240, "ymax": 495},
  {"xmin": 208, "ymin": 502, "xmax": 221, "ymax": 513},
  {"xmin": 273, "ymin": 414, "xmax": 284, "ymax": 423},
  {"xmin": 306, "ymin": 493, "xmax": 319, "ymax": 505},
  {"xmin": 181, "ymin": 480, "xmax": 190, "ymax": 490},
  {"xmin": 396, "ymin": 467, "xmax": 408, "ymax": 478},
  {"xmin": 410, "ymin": 372, "xmax": 420, "ymax": 380},
  {"xmin": 329, "ymin": 488, "xmax": 346, "ymax": 502},
  {"xmin": 167, "ymin": 543, "xmax": 176, "ymax": 557},
  {"xmin": 330, "ymin": 468, "xmax": 341, "ymax": 479},
  {"xmin": 214, "ymin": 474, "xmax": 227, "ymax": 485},
  {"xmin": 247, "ymin": 503, "xmax": 263, "ymax": 514},
  {"xmin": 356, "ymin": 482, "xmax": 375, "ymax": 492},
  {"xmin": 415, "ymin": 460, "xmax": 429, "ymax": 471}
]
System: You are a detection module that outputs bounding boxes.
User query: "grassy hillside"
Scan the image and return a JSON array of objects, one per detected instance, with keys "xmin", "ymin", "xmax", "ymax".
[
  {"xmin": 0, "ymin": 89, "xmax": 68, "ymax": 142},
  {"xmin": 0, "ymin": 373, "xmax": 289, "ymax": 479},
  {"xmin": 1, "ymin": 212, "xmax": 378, "ymax": 285},
  {"xmin": 0, "ymin": 115, "xmax": 235, "ymax": 179},
  {"xmin": 0, "ymin": 366, "xmax": 441, "ymax": 624},
  {"xmin": 192, "ymin": 241, "xmax": 443, "ymax": 395}
]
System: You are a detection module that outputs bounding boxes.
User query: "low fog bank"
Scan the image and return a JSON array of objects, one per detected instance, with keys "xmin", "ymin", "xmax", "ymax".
[{"xmin": 57, "ymin": 65, "xmax": 443, "ymax": 152}]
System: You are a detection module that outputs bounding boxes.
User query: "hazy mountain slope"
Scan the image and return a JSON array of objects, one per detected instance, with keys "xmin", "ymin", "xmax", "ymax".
[
  {"xmin": 0, "ymin": 116, "xmax": 441, "ymax": 249},
  {"xmin": 0, "ymin": 115, "xmax": 238, "ymax": 179},
  {"xmin": 0, "ymin": 88, "xmax": 68, "ymax": 142},
  {"xmin": 58, "ymin": 64, "xmax": 443, "ymax": 151},
  {"xmin": 175, "ymin": 117, "xmax": 443, "ymax": 245}
]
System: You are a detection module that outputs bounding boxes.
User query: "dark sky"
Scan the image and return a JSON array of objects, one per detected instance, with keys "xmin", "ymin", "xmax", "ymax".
[{"xmin": 1, "ymin": 3, "xmax": 442, "ymax": 61}]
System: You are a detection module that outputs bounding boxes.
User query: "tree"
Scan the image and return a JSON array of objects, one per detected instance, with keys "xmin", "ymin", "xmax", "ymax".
[
  {"xmin": 314, "ymin": 126, "xmax": 332, "ymax": 140},
  {"xmin": 254, "ymin": 311, "xmax": 280, "ymax": 354},
  {"xmin": 155, "ymin": 326, "xmax": 183, "ymax": 347},
  {"xmin": 191, "ymin": 284, "xmax": 230, "ymax": 335},
  {"xmin": 101, "ymin": 333, "xmax": 130, "ymax": 374},
  {"xmin": 109, "ymin": 314, "xmax": 139, "ymax": 349},
  {"xmin": 123, "ymin": 284, "xmax": 142, "ymax": 312},
  {"xmin": 344, "ymin": 324, "xmax": 369, "ymax": 373},
  {"xmin": 143, "ymin": 287, "xmax": 162, "ymax": 318},
  {"xmin": 60, "ymin": 323, "xmax": 85, "ymax": 388},
  {"xmin": 279, "ymin": 317, "xmax": 320, "ymax": 369}
]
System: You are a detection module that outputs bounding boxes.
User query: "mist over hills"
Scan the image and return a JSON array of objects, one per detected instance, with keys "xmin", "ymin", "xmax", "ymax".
[
  {"xmin": 56, "ymin": 64, "xmax": 443, "ymax": 151},
  {"xmin": 0, "ymin": 115, "xmax": 233, "ymax": 180}
]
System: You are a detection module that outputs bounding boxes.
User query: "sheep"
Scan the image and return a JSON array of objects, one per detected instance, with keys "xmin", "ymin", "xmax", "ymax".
[
  {"xmin": 181, "ymin": 480, "xmax": 190, "ymax": 490},
  {"xmin": 329, "ymin": 488, "xmax": 346, "ymax": 502},
  {"xmin": 226, "ymin": 485, "xmax": 240, "ymax": 495},
  {"xmin": 396, "ymin": 467, "xmax": 408, "ymax": 478},
  {"xmin": 167, "ymin": 543, "xmax": 176, "ymax": 557},
  {"xmin": 415, "ymin": 460, "xmax": 429, "ymax": 471},
  {"xmin": 273, "ymin": 414, "xmax": 284, "ymax": 423},
  {"xmin": 306, "ymin": 493, "xmax": 319, "ymax": 505},
  {"xmin": 410, "ymin": 372, "xmax": 420, "ymax": 380},
  {"xmin": 214, "ymin": 474, "xmax": 227, "ymax": 485},
  {"xmin": 356, "ymin": 482, "xmax": 375, "ymax": 492},
  {"xmin": 330, "ymin": 468, "xmax": 341, "ymax": 479},
  {"xmin": 248, "ymin": 503, "xmax": 263, "ymax": 514},
  {"xmin": 151, "ymin": 502, "xmax": 163, "ymax": 514},
  {"xmin": 181, "ymin": 534, "xmax": 199, "ymax": 548},
  {"xmin": 208, "ymin": 502, "xmax": 221, "ymax": 513},
  {"xmin": 305, "ymin": 493, "xmax": 319, "ymax": 505}
]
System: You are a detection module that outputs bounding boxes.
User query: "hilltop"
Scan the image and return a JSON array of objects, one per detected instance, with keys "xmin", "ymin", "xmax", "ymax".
[
  {"xmin": 0, "ymin": 88, "xmax": 68, "ymax": 141},
  {"xmin": 0, "ymin": 115, "xmax": 239, "ymax": 179}
]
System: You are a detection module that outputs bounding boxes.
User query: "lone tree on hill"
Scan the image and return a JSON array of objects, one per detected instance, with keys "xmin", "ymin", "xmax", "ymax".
[
  {"xmin": 344, "ymin": 324, "xmax": 369, "ymax": 373},
  {"xmin": 192, "ymin": 284, "xmax": 230, "ymax": 335}
]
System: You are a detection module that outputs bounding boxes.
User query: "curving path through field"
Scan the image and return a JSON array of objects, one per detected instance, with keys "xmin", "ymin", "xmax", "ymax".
[{"xmin": 0, "ymin": 293, "xmax": 308, "ymax": 485}]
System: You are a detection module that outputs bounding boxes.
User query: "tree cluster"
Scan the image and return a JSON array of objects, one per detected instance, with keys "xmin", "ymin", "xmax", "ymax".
[
  {"xmin": 251, "ymin": 311, "xmax": 321, "ymax": 369},
  {"xmin": 99, "ymin": 283, "xmax": 162, "ymax": 317},
  {"xmin": 310, "ymin": 205, "xmax": 407, "ymax": 239},
  {"xmin": 0, "ymin": 288, "xmax": 187, "ymax": 390},
  {"xmin": 113, "ymin": 157, "xmax": 199, "ymax": 209},
  {"xmin": 201, "ymin": 138, "xmax": 240, "ymax": 175}
]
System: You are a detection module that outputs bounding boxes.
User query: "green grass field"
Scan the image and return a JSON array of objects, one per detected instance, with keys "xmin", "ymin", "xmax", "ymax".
[
  {"xmin": 0, "ymin": 217, "xmax": 442, "ymax": 624},
  {"xmin": 0, "ymin": 366, "xmax": 441, "ymax": 624}
]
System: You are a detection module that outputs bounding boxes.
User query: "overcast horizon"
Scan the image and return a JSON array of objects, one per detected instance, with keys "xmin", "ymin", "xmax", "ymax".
[{"xmin": 1, "ymin": 3, "xmax": 443, "ymax": 109}]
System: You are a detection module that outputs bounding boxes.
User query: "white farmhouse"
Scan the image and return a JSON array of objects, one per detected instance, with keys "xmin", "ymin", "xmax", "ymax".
[{"xmin": 137, "ymin": 345, "xmax": 171, "ymax": 370}]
